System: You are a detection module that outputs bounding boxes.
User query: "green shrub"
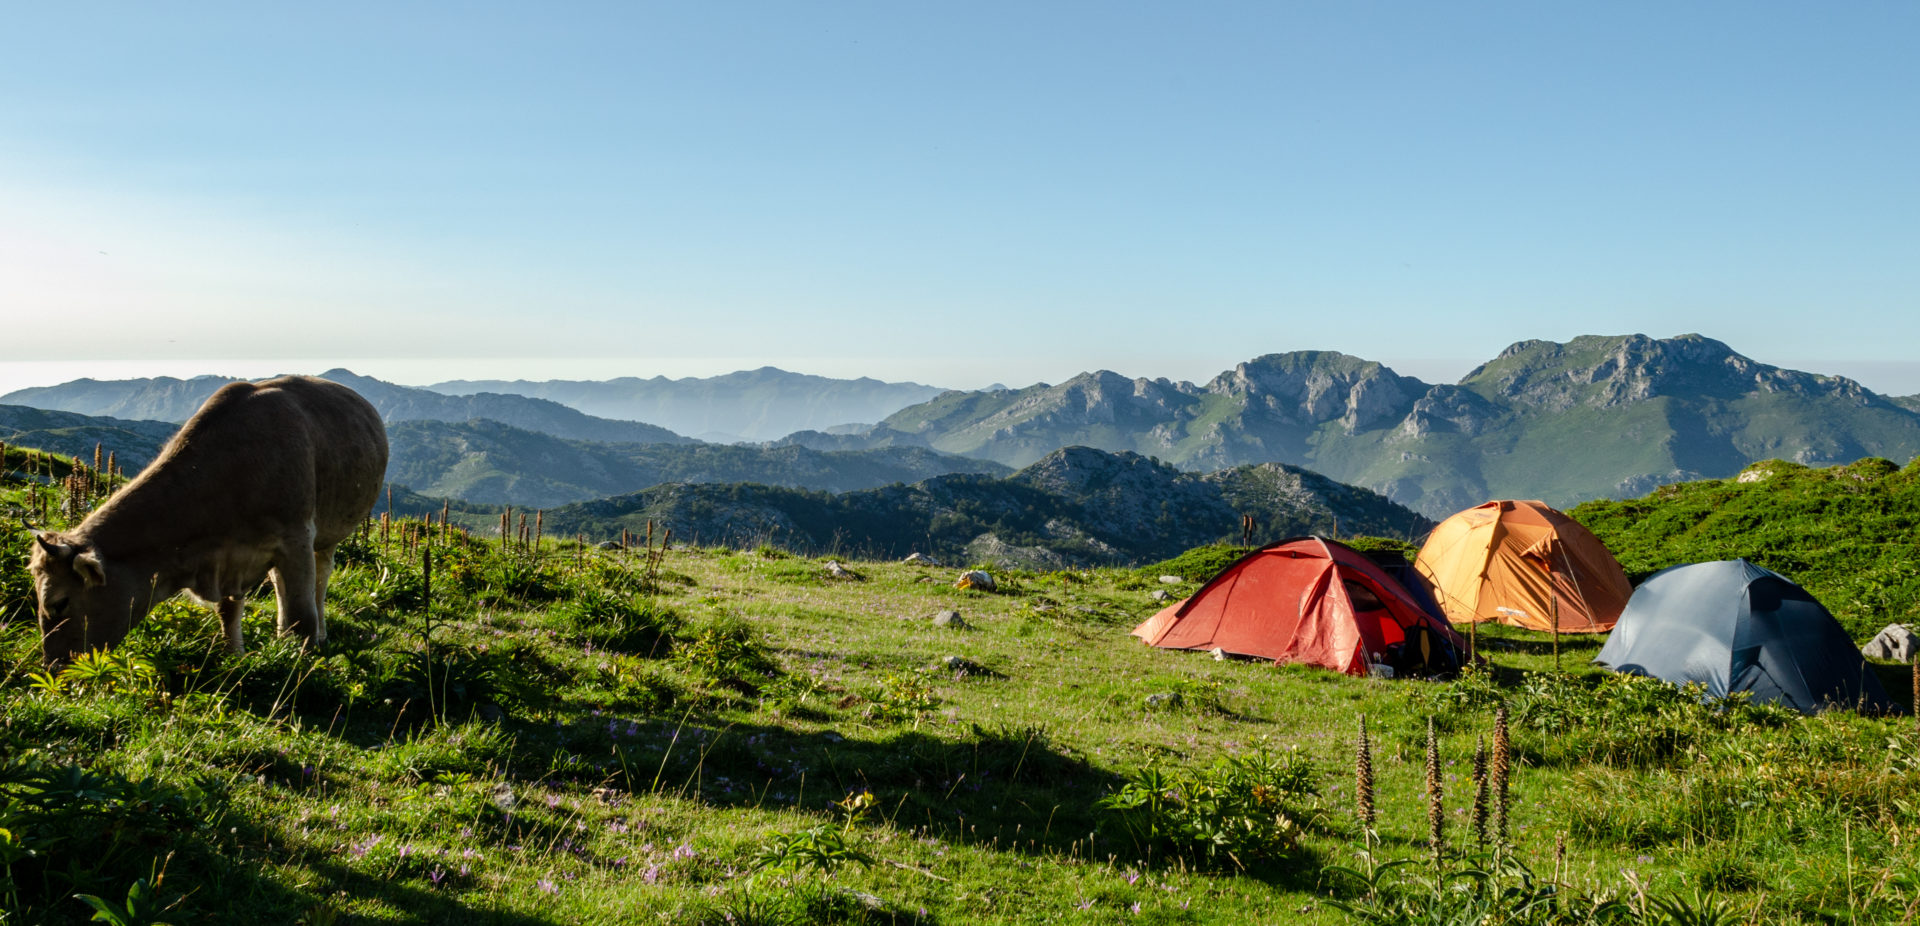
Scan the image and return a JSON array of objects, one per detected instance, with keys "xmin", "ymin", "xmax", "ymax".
[{"xmin": 1135, "ymin": 543, "xmax": 1246, "ymax": 583}]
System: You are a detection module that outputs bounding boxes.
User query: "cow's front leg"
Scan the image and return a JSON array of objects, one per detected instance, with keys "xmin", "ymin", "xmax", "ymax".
[
  {"xmin": 219, "ymin": 596, "xmax": 246, "ymax": 653},
  {"xmin": 271, "ymin": 542, "xmax": 324, "ymax": 648}
]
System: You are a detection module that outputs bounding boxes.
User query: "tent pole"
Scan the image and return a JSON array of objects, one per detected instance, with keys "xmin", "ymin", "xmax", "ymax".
[{"xmin": 1551, "ymin": 594, "xmax": 1560, "ymax": 673}]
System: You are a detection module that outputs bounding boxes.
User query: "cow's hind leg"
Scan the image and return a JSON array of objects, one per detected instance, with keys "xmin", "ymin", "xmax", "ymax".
[
  {"xmin": 271, "ymin": 539, "xmax": 325, "ymax": 648},
  {"xmin": 219, "ymin": 597, "xmax": 246, "ymax": 653},
  {"xmin": 311, "ymin": 545, "xmax": 337, "ymax": 648}
]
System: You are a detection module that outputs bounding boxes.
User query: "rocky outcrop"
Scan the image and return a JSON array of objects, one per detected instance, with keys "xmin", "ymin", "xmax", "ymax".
[{"xmin": 1393, "ymin": 385, "xmax": 1500, "ymax": 439}]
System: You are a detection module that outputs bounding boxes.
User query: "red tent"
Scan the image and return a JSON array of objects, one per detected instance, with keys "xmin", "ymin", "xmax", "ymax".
[{"xmin": 1132, "ymin": 537, "xmax": 1463, "ymax": 677}]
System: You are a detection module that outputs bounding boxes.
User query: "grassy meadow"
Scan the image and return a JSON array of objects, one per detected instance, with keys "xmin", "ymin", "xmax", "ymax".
[{"xmin": 6, "ymin": 444, "xmax": 1920, "ymax": 924}]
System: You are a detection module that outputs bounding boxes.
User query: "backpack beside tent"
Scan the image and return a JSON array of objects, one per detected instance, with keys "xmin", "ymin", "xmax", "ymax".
[
  {"xmin": 1415, "ymin": 499, "xmax": 1632, "ymax": 633},
  {"xmin": 1132, "ymin": 536, "xmax": 1463, "ymax": 678},
  {"xmin": 1594, "ymin": 559, "xmax": 1892, "ymax": 714}
]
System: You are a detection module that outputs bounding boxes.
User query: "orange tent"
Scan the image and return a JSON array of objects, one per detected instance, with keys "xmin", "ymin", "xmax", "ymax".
[
  {"xmin": 1413, "ymin": 500, "xmax": 1631, "ymax": 633},
  {"xmin": 1132, "ymin": 537, "xmax": 1463, "ymax": 677}
]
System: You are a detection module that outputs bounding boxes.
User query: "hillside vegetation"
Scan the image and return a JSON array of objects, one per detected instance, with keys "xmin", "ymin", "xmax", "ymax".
[
  {"xmin": 521, "ymin": 448, "xmax": 1433, "ymax": 568},
  {"xmin": 7, "ymin": 440, "xmax": 1920, "ymax": 923},
  {"xmin": 1571, "ymin": 455, "xmax": 1920, "ymax": 639}
]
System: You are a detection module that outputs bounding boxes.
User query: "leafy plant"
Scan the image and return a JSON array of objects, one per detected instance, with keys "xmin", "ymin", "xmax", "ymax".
[
  {"xmin": 672, "ymin": 620, "xmax": 777, "ymax": 696},
  {"xmin": 748, "ymin": 824, "xmax": 874, "ymax": 878},
  {"xmin": 74, "ymin": 877, "xmax": 176, "ymax": 926},
  {"xmin": 865, "ymin": 670, "xmax": 939, "ymax": 725},
  {"xmin": 1098, "ymin": 740, "xmax": 1319, "ymax": 869},
  {"xmin": 1323, "ymin": 851, "xmax": 1631, "ymax": 925}
]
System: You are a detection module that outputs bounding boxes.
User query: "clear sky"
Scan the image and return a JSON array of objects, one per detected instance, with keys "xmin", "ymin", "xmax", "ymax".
[{"xmin": 3, "ymin": 3, "xmax": 1917, "ymax": 397}]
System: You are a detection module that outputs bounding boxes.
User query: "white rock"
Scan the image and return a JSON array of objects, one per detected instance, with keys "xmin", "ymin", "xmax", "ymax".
[
  {"xmin": 1863, "ymin": 624, "xmax": 1920, "ymax": 662},
  {"xmin": 1159, "ymin": 575, "xmax": 1184, "ymax": 585}
]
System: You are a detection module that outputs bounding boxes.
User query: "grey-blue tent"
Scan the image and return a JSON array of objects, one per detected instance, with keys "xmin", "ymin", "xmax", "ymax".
[{"xmin": 1594, "ymin": 559, "xmax": 1892, "ymax": 714}]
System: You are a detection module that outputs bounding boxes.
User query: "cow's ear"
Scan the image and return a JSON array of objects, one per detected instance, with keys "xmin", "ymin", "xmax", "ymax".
[{"xmin": 72, "ymin": 550, "xmax": 107, "ymax": 587}]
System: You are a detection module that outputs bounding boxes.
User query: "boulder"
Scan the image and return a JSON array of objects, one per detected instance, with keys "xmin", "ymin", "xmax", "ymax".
[
  {"xmin": 1150, "ymin": 589, "xmax": 1172, "ymax": 602},
  {"xmin": 904, "ymin": 552, "xmax": 943, "ymax": 567},
  {"xmin": 825, "ymin": 560, "xmax": 861, "ymax": 580},
  {"xmin": 1144, "ymin": 691, "xmax": 1184, "ymax": 709},
  {"xmin": 491, "ymin": 783, "xmax": 518, "ymax": 815},
  {"xmin": 933, "ymin": 610, "xmax": 968, "ymax": 629},
  {"xmin": 1863, "ymin": 624, "xmax": 1920, "ymax": 662},
  {"xmin": 937, "ymin": 655, "xmax": 987, "ymax": 674},
  {"xmin": 955, "ymin": 570, "xmax": 997, "ymax": 592},
  {"xmin": 1159, "ymin": 575, "xmax": 1184, "ymax": 585}
]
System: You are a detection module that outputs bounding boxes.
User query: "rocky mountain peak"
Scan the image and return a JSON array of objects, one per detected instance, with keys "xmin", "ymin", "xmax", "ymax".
[
  {"xmin": 1463, "ymin": 333, "xmax": 1875, "ymax": 411},
  {"xmin": 1209, "ymin": 351, "xmax": 1427, "ymax": 432}
]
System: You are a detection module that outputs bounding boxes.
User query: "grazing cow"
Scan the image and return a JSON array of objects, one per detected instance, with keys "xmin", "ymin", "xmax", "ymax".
[{"xmin": 29, "ymin": 375, "xmax": 388, "ymax": 664}]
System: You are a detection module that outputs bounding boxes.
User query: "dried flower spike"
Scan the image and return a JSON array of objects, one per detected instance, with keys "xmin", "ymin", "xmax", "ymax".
[
  {"xmin": 1355, "ymin": 714, "xmax": 1376, "ymax": 836},
  {"xmin": 1425, "ymin": 716, "xmax": 1444, "ymax": 864}
]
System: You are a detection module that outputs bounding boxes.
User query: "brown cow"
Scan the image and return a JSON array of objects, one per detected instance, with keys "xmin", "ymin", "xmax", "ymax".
[{"xmin": 29, "ymin": 375, "xmax": 388, "ymax": 664}]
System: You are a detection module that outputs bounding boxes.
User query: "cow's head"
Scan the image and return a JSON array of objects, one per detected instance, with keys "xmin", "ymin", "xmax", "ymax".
[{"xmin": 28, "ymin": 531, "xmax": 152, "ymax": 666}]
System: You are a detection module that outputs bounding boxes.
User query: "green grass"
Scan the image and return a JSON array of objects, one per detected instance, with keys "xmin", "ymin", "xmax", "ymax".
[{"xmin": 10, "ymin": 450, "xmax": 1920, "ymax": 923}]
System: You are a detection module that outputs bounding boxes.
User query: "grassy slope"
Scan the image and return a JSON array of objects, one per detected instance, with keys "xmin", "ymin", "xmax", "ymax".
[
  {"xmin": 7, "ymin": 448, "xmax": 1920, "ymax": 923},
  {"xmin": 1572, "ymin": 455, "xmax": 1920, "ymax": 639}
]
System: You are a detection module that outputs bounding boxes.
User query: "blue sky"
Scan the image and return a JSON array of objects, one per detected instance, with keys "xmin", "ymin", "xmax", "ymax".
[{"xmin": 3, "ymin": 3, "xmax": 1917, "ymax": 395}]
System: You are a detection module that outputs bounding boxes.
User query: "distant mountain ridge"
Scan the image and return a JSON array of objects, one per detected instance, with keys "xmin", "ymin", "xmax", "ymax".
[
  {"xmin": 425, "ymin": 367, "xmax": 949, "ymax": 442},
  {"xmin": 0, "ymin": 406, "xmax": 176, "ymax": 471},
  {"xmin": 386, "ymin": 418, "xmax": 1008, "ymax": 508},
  {"xmin": 852, "ymin": 334, "xmax": 1920, "ymax": 516},
  {"xmin": 0, "ymin": 370, "xmax": 692, "ymax": 446}
]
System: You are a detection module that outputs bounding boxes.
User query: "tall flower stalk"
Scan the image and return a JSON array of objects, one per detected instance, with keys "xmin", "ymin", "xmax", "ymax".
[
  {"xmin": 1469, "ymin": 734, "xmax": 1489, "ymax": 848},
  {"xmin": 1355, "ymin": 714, "xmax": 1376, "ymax": 846},
  {"xmin": 1491, "ymin": 704, "xmax": 1512, "ymax": 848},
  {"xmin": 1425, "ymin": 717, "xmax": 1443, "ymax": 866}
]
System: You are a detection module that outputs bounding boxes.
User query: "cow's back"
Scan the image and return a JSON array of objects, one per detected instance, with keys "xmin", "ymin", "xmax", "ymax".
[
  {"xmin": 86, "ymin": 375, "xmax": 388, "ymax": 554},
  {"xmin": 256, "ymin": 376, "xmax": 388, "ymax": 545}
]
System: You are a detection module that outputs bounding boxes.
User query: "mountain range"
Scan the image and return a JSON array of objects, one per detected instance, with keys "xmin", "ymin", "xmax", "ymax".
[
  {"xmin": 385, "ymin": 419, "xmax": 1006, "ymax": 507},
  {"xmin": 7, "ymin": 334, "xmax": 1919, "ymax": 520},
  {"xmin": 0, "ymin": 369, "xmax": 691, "ymax": 446},
  {"xmin": 423, "ymin": 367, "xmax": 948, "ymax": 442},
  {"xmin": 841, "ymin": 334, "xmax": 1920, "ymax": 516}
]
